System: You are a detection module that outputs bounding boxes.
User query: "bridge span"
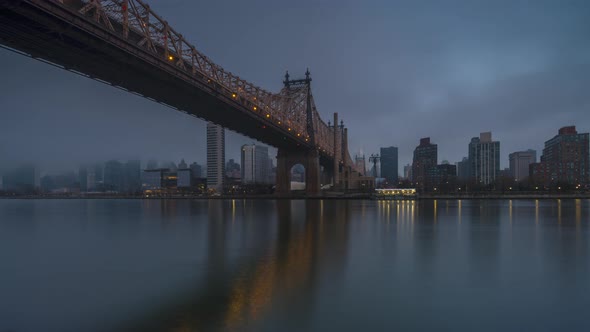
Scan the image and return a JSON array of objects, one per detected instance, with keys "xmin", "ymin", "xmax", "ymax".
[{"xmin": 0, "ymin": 0, "xmax": 372, "ymax": 194}]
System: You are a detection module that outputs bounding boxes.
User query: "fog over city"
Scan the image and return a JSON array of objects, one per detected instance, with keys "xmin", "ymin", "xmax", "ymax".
[{"xmin": 1, "ymin": 0, "xmax": 589, "ymax": 174}]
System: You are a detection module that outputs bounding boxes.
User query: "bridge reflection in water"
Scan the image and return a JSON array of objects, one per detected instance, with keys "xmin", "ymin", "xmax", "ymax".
[{"xmin": 120, "ymin": 200, "xmax": 351, "ymax": 332}]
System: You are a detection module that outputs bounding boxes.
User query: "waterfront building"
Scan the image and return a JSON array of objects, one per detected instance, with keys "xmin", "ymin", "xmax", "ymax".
[
  {"xmin": 226, "ymin": 159, "xmax": 241, "ymax": 179},
  {"xmin": 530, "ymin": 126, "xmax": 589, "ymax": 185},
  {"xmin": 412, "ymin": 137, "xmax": 437, "ymax": 191},
  {"xmin": 177, "ymin": 168, "xmax": 192, "ymax": 188},
  {"xmin": 207, "ymin": 122, "xmax": 225, "ymax": 193},
  {"xmin": 426, "ymin": 163, "xmax": 457, "ymax": 193},
  {"xmin": 146, "ymin": 160, "xmax": 158, "ymax": 170},
  {"xmin": 241, "ymin": 144, "xmax": 271, "ymax": 184},
  {"xmin": 178, "ymin": 159, "xmax": 188, "ymax": 169},
  {"xmin": 142, "ymin": 169, "xmax": 164, "ymax": 190},
  {"xmin": 456, "ymin": 157, "xmax": 470, "ymax": 181},
  {"xmin": 355, "ymin": 154, "xmax": 366, "ymax": 176},
  {"xmin": 403, "ymin": 164, "xmax": 412, "ymax": 180},
  {"xmin": 103, "ymin": 160, "xmax": 124, "ymax": 192},
  {"xmin": 79, "ymin": 164, "xmax": 96, "ymax": 192},
  {"xmin": 190, "ymin": 162, "xmax": 202, "ymax": 179},
  {"xmin": 468, "ymin": 132, "xmax": 500, "ymax": 185},
  {"xmin": 1, "ymin": 164, "xmax": 39, "ymax": 193},
  {"xmin": 123, "ymin": 160, "xmax": 141, "ymax": 193},
  {"xmin": 509, "ymin": 150, "xmax": 536, "ymax": 182},
  {"xmin": 380, "ymin": 146, "xmax": 399, "ymax": 184}
]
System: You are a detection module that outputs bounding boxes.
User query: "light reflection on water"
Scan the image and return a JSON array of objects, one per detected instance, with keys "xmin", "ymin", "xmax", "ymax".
[{"xmin": 0, "ymin": 199, "xmax": 589, "ymax": 332}]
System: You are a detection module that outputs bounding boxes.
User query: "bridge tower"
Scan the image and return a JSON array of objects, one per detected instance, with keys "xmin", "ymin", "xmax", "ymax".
[{"xmin": 276, "ymin": 70, "xmax": 321, "ymax": 196}]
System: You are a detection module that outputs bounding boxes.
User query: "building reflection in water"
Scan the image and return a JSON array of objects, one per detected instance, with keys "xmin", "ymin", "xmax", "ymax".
[{"xmin": 121, "ymin": 199, "xmax": 351, "ymax": 331}]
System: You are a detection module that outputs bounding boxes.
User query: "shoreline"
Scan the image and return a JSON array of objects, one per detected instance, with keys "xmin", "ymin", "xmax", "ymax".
[{"xmin": 1, "ymin": 193, "xmax": 590, "ymax": 200}]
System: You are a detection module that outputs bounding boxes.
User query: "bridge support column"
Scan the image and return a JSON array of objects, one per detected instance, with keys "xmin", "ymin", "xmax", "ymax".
[
  {"xmin": 333, "ymin": 112, "xmax": 340, "ymax": 190},
  {"xmin": 305, "ymin": 149, "xmax": 321, "ymax": 195},
  {"xmin": 275, "ymin": 148, "xmax": 321, "ymax": 196},
  {"xmin": 276, "ymin": 149, "xmax": 291, "ymax": 195}
]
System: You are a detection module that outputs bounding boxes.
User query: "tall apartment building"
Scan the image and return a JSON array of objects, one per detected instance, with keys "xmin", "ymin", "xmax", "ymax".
[
  {"xmin": 412, "ymin": 137, "xmax": 437, "ymax": 191},
  {"xmin": 530, "ymin": 126, "xmax": 589, "ymax": 185},
  {"xmin": 509, "ymin": 150, "xmax": 536, "ymax": 182},
  {"xmin": 241, "ymin": 144, "xmax": 271, "ymax": 184},
  {"xmin": 468, "ymin": 132, "xmax": 500, "ymax": 185},
  {"xmin": 207, "ymin": 122, "xmax": 225, "ymax": 193}
]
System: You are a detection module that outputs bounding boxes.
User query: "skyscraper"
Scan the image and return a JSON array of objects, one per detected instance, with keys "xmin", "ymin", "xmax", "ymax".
[
  {"xmin": 509, "ymin": 150, "xmax": 536, "ymax": 182},
  {"xmin": 207, "ymin": 122, "xmax": 225, "ymax": 192},
  {"xmin": 380, "ymin": 146, "xmax": 399, "ymax": 184},
  {"xmin": 103, "ymin": 160, "xmax": 123, "ymax": 192},
  {"xmin": 530, "ymin": 126, "xmax": 589, "ymax": 185},
  {"xmin": 412, "ymin": 137, "xmax": 437, "ymax": 191},
  {"xmin": 469, "ymin": 132, "xmax": 500, "ymax": 185},
  {"xmin": 123, "ymin": 160, "xmax": 141, "ymax": 193},
  {"xmin": 241, "ymin": 144, "xmax": 271, "ymax": 184},
  {"xmin": 456, "ymin": 157, "xmax": 470, "ymax": 181},
  {"xmin": 79, "ymin": 164, "xmax": 96, "ymax": 192},
  {"xmin": 403, "ymin": 164, "xmax": 412, "ymax": 180},
  {"xmin": 189, "ymin": 162, "xmax": 202, "ymax": 178}
]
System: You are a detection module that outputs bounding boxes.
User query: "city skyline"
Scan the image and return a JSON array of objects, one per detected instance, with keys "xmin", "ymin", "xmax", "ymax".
[{"xmin": 1, "ymin": 0, "xmax": 589, "ymax": 173}]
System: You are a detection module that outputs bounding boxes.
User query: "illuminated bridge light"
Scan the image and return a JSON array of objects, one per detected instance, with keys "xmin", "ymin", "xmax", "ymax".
[
  {"xmin": 288, "ymin": 128, "xmax": 291, "ymax": 131},
  {"xmin": 278, "ymin": 121, "xmax": 281, "ymax": 125},
  {"xmin": 168, "ymin": 55, "xmax": 174, "ymax": 61},
  {"xmin": 297, "ymin": 133, "xmax": 301, "ymax": 137},
  {"xmin": 266, "ymin": 114, "xmax": 270, "ymax": 118},
  {"xmin": 232, "ymin": 93, "xmax": 237, "ymax": 98},
  {"xmin": 253, "ymin": 106, "xmax": 257, "ymax": 111}
]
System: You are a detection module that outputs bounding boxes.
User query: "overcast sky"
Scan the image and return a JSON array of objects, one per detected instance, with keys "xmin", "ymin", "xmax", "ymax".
[{"xmin": 1, "ymin": 0, "xmax": 589, "ymax": 174}]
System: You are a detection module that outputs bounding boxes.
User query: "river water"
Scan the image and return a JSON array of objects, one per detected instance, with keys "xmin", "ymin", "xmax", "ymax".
[{"xmin": 1, "ymin": 199, "xmax": 589, "ymax": 331}]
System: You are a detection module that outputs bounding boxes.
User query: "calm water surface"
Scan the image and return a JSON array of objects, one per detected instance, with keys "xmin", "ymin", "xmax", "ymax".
[{"xmin": 1, "ymin": 199, "xmax": 590, "ymax": 331}]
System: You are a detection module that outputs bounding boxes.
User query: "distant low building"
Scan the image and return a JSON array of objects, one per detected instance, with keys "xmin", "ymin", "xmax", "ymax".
[{"xmin": 426, "ymin": 164, "xmax": 457, "ymax": 193}]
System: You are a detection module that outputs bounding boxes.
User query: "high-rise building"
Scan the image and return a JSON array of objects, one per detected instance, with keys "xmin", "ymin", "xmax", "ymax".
[
  {"xmin": 241, "ymin": 144, "xmax": 271, "ymax": 184},
  {"xmin": 412, "ymin": 137, "xmax": 437, "ymax": 191},
  {"xmin": 380, "ymin": 146, "xmax": 398, "ymax": 184},
  {"xmin": 207, "ymin": 122, "xmax": 225, "ymax": 192},
  {"xmin": 509, "ymin": 150, "xmax": 536, "ymax": 182},
  {"xmin": 178, "ymin": 159, "xmax": 188, "ymax": 169},
  {"xmin": 123, "ymin": 160, "xmax": 141, "ymax": 193},
  {"xmin": 1, "ymin": 164, "xmax": 39, "ymax": 193},
  {"xmin": 189, "ymin": 162, "xmax": 202, "ymax": 179},
  {"xmin": 103, "ymin": 160, "xmax": 123, "ymax": 192},
  {"xmin": 468, "ymin": 132, "xmax": 500, "ymax": 185},
  {"xmin": 355, "ymin": 155, "xmax": 366, "ymax": 176},
  {"xmin": 226, "ymin": 159, "xmax": 241, "ymax": 179},
  {"xmin": 403, "ymin": 164, "xmax": 412, "ymax": 180},
  {"xmin": 530, "ymin": 126, "xmax": 589, "ymax": 185},
  {"xmin": 146, "ymin": 160, "xmax": 158, "ymax": 170},
  {"xmin": 456, "ymin": 157, "xmax": 470, "ymax": 181},
  {"xmin": 79, "ymin": 164, "xmax": 96, "ymax": 192}
]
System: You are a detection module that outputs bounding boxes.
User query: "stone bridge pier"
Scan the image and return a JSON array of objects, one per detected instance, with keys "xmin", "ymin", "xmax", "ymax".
[{"xmin": 275, "ymin": 148, "xmax": 321, "ymax": 196}]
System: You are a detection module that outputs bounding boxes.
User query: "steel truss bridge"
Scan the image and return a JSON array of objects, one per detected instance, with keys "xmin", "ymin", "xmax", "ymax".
[{"xmin": 0, "ymin": 0, "xmax": 368, "ymax": 194}]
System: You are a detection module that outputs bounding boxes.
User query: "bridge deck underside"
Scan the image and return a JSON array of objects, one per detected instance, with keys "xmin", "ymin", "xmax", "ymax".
[{"xmin": 0, "ymin": 0, "xmax": 334, "ymax": 158}]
